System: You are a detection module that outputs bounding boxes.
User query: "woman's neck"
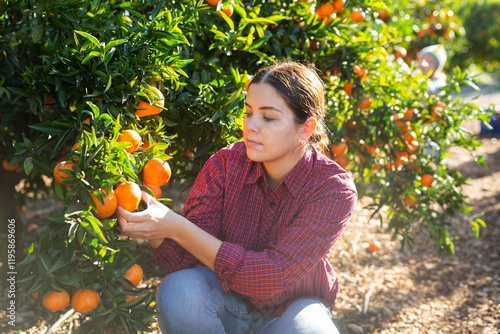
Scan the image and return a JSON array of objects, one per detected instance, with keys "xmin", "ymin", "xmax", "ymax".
[{"xmin": 263, "ymin": 146, "xmax": 306, "ymax": 191}]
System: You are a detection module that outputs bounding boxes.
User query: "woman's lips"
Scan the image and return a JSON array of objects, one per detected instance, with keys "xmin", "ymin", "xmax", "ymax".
[{"xmin": 246, "ymin": 138, "xmax": 262, "ymax": 147}]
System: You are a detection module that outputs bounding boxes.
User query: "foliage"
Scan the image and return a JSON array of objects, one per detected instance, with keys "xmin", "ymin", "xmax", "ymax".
[
  {"xmin": 0, "ymin": 0, "xmax": 494, "ymax": 332},
  {"xmin": 451, "ymin": 0, "xmax": 500, "ymax": 71}
]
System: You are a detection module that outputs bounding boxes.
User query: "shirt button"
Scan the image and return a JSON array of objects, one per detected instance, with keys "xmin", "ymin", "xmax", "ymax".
[{"xmin": 269, "ymin": 202, "xmax": 276, "ymax": 208}]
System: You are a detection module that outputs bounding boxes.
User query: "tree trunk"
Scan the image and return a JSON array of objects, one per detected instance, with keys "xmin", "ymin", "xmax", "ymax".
[{"xmin": 0, "ymin": 170, "xmax": 24, "ymax": 289}]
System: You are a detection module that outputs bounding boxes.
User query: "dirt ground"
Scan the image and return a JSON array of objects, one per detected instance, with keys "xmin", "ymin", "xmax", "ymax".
[{"xmin": 1, "ymin": 86, "xmax": 499, "ymax": 333}]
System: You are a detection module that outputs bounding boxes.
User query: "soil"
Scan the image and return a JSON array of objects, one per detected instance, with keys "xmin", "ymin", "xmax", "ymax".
[{"xmin": 1, "ymin": 85, "xmax": 499, "ymax": 334}]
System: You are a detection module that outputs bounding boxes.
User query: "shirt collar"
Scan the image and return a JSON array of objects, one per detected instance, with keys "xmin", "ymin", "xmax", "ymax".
[{"xmin": 245, "ymin": 148, "xmax": 314, "ymax": 198}]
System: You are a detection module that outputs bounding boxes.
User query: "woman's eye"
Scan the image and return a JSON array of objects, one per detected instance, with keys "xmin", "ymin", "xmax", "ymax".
[
  {"xmin": 244, "ymin": 112, "xmax": 252, "ymax": 117},
  {"xmin": 263, "ymin": 117, "xmax": 274, "ymax": 122}
]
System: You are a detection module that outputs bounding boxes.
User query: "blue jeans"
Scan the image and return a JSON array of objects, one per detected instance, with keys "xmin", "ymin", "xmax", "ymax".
[{"xmin": 156, "ymin": 266, "xmax": 340, "ymax": 334}]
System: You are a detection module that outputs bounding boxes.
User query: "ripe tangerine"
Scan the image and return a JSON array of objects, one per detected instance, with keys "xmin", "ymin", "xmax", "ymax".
[
  {"xmin": 124, "ymin": 264, "xmax": 143, "ymax": 286},
  {"xmin": 421, "ymin": 174, "xmax": 435, "ymax": 187},
  {"xmin": 117, "ymin": 129, "xmax": 142, "ymax": 154},
  {"xmin": 115, "ymin": 182, "xmax": 142, "ymax": 212},
  {"xmin": 367, "ymin": 240, "xmax": 382, "ymax": 252},
  {"xmin": 136, "ymin": 87, "xmax": 164, "ymax": 117},
  {"xmin": 71, "ymin": 289, "xmax": 100, "ymax": 313},
  {"xmin": 53, "ymin": 161, "xmax": 76, "ymax": 185},
  {"xmin": 143, "ymin": 158, "xmax": 171, "ymax": 187},
  {"xmin": 89, "ymin": 189, "xmax": 118, "ymax": 219},
  {"xmin": 350, "ymin": 10, "xmax": 366, "ymax": 22},
  {"xmin": 43, "ymin": 289, "xmax": 70, "ymax": 312},
  {"xmin": 2, "ymin": 159, "xmax": 19, "ymax": 171}
]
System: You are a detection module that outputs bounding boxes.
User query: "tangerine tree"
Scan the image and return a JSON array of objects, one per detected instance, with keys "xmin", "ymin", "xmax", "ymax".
[{"xmin": 0, "ymin": 0, "xmax": 494, "ymax": 332}]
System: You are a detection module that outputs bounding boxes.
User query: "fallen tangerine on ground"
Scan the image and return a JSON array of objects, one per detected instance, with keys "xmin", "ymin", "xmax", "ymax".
[
  {"xmin": 27, "ymin": 223, "xmax": 38, "ymax": 233},
  {"xmin": 43, "ymin": 289, "xmax": 70, "ymax": 312},
  {"xmin": 90, "ymin": 189, "xmax": 118, "ymax": 219},
  {"xmin": 367, "ymin": 240, "xmax": 382, "ymax": 252},
  {"xmin": 421, "ymin": 174, "xmax": 435, "ymax": 187},
  {"xmin": 136, "ymin": 87, "xmax": 164, "ymax": 117},
  {"xmin": 143, "ymin": 158, "xmax": 171, "ymax": 187},
  {"xmin": 71, "ymin": 289, "xmax": 100, "ymax": 313},
  {"xmin": 115, "ymin": 182, "xmax": 141, "ymax": 212},
  {"xmin": 2, "ymin": 159, "xmax": 19, "ymax": 171},
  {"xmin": 124, "ymin": 264, "xmax": 143, "ymax": 286},
  {"xmin": 117, "ymin": 129, "xmax": 142, "ymax": 154},
  {"xmin": 53, "ymin": 161, "xmax": 76, "ymax": 185}
]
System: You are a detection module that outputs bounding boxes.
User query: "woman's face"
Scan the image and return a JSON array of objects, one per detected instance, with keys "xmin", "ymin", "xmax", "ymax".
[{"xmin": 243, "ymin": 83, "xmax": 303, "ymax": 166}]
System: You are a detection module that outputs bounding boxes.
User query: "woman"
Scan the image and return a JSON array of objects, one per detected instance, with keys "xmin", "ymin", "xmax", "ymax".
[{"xmin": 117, "ymin": 61, "xmax": 358, "ymax": 333}]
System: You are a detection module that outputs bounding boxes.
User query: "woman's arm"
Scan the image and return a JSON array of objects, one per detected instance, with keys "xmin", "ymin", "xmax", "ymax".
[{"xmin": 116, "ymin": 193, "xmax": 222, "ymax": 271}]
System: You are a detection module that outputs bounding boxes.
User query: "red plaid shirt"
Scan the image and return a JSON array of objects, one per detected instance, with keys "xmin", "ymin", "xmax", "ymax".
[{"xmin": 152, "ymin": 141, "xmax": 357, "ymax": 316}]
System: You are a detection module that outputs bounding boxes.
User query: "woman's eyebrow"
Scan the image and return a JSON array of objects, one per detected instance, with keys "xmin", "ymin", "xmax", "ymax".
[{"xmin": 244, "ymin": 102, "xmax": 282, "ymax": 113}]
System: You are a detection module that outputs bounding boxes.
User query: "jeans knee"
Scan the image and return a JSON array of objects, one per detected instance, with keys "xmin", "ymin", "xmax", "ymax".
[{"xmin": 156, "ymin": 267, "xmax": 222, "ymax": 331}]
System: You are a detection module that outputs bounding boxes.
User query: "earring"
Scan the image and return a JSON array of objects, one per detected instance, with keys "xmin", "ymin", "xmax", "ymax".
[{"xmin": 300, "ymin": 138, "xmax": 304, "ymax": 145}]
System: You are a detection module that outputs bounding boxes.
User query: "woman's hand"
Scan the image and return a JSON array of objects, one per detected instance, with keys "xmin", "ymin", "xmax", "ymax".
[{"xmin": 116, "ymin": 191, "xmax": 180, "ymax": 248}]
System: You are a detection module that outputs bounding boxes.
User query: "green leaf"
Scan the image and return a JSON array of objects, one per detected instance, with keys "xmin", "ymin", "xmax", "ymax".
[
  {"xmin": 82, "ymin": 51, "xmax": 102, "ymax": 64},
  {"xmin": 75, "ymin": 30, "xmax": 101, "ymax": 49},
  {"xmin": 29, "ymin": 124, "xmax": 68, "ymax": 135},
  {"xmin": 104, "ymin": 39, "xmax": 127, "ymax": 53},
  {"xmin": 24, "ymin": 158, "xmax": 33, "ymax": 175}
]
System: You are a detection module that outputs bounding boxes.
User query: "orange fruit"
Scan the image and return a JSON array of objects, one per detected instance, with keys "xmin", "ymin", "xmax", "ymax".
[
  {"xmin": 218, "ymin": 4, "xmax": 233, "ymax": 17},
  {"xmin": 71, "ymin": 142, "xmax": 81, "ymax": 151},
  {"xmin": 405, "ymin": 195, "xmax": 416, "ymax": 207},
  {"xmin": 353, "ymin": 64, "xmax": 367, "ymax": 80},
  {"xmin": 123, "ymin": 264, "xmax": 143, "ymax": 286},
  {"xmin": 240, "ymin": 74, "xmax": 252, "ymax": 91},
  {"xmin": 404, "ymin": 108, "xmax": 416, "ymax": 119},
  {"xmin": 44, "ymin": 97, "xmax": 56, "ymax": 111},
  {"xmin": 421, "ymin": 174, "xmax": 435, "ymax": 187},
  {"xmin": 333, "ymin": 0, "xmax": 346, "ymax": 12},
  {"xmin": 89, "ymin": 189, "xmax": 118, "ymax": 219},
  {"xmin": 357, "ymin": 96, "xmax": 372, "ymax": 110},
  {"xmin": 331, "ymin": 142, "xmax": 347, "ymax": 155},
  {"xmin": 117, "ymin": 129, "xmax": 142, "ymax": 154},
  {"xmin": 350, "ymin": 10, "xmax": 366, "ymax": 22},
  {"xmin": 334, "ymin": 154, "xmax": 349, "ymax": 168},
  {"xmin": 53, "ymin": 161, "xmax": 76, "ymax": 185},
  {"xmin": 433, "ymin": 101, "xmax": 447, "ymax": 111},
  {"xmin": 71, "ymin": 289, "xmax": 100, "ymax": 313},
  {"xmin": 343, "ymin": 81, "xmax": 355, "ymax": 97},
  {"xmin": 33, "ymin": 292, "xmax": 39, "ymax": 299},
  {"xmin": 394, "ymin": 47, "xmax": 407, "ymax": 59},
  {"xmin": 115, "ymin": 182, "xmax": 141, "ymax": 212},
  {"xmin": 43, "ymin": 289, "xmax": 70, "ymax": 312},
  {"xmin": 2, "ymin": 159, "xmax": 19, "ymax": 171},
  {"xmin": 136, "ymin": 87, "xmax": 164, "ymax": 117},
  {"xmin": 125, "ymin": 295, "xmax": 136, "ymax": 303},
  {"xmin": 143, "ymin": 182, "xmax": 162, "ymax": 199},
  {"xmin": 206, "ymin": 0, "xmax": 220, "ymax": 5},
  {"xmin": 143, "ymin": 158, "xmax": 171, "ymax": 187},
  {"xmin": 82, "ymin": 118, "xmax": 91, "ymax": 126},
  {"xmin": 316, "ymin": 3, "xmax": 335, "ymax": 18},
  {"xmin": 27, "ymin": 223, "xmax": 38, "ymax": 233},
  {"xmin": 367, "ymin": 240, "xmax": 382, "ymax": 252}
]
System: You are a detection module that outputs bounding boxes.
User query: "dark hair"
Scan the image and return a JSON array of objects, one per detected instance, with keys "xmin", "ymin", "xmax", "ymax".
[{"xmin": 249, "ymin": 61, "xmax": 329, "ymax": 151}]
